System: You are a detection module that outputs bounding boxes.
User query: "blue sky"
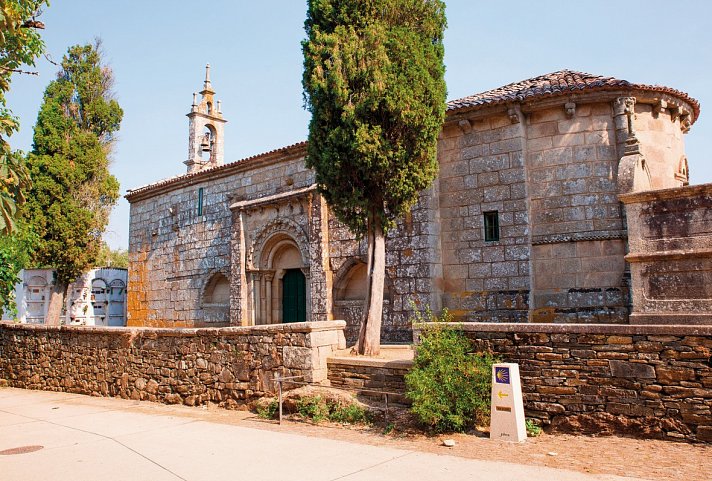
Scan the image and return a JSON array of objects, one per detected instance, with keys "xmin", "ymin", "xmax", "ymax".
[{"xmin": 8, "ymin": 1, "xmax": 712, "ymax": 250}]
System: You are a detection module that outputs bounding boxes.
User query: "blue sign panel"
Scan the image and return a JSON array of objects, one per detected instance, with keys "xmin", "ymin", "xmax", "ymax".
[{"xmin": 495, "ymin": 366, "xmax": 510, "ymax": 385}]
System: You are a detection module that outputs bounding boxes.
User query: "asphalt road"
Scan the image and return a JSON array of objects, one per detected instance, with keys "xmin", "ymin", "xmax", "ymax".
[{"xmin": 0, "ymin": 388, "xmax": 649, "ymax": 481}]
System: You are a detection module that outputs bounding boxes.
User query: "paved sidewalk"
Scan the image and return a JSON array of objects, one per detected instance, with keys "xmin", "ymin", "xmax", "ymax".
[{"xmin": 0, "ymin": 388, "xmax": 649, "ymax": 481}]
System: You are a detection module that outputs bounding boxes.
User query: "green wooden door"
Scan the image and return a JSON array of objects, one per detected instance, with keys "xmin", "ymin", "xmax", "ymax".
[{"xmin": 282, "ymin": 269, "xmax": 306, "ymax": 323}]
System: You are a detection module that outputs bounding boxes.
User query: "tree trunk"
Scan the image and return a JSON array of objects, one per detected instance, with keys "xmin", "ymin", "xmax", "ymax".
[
  {"xmin": 45, "ymin": 282, "xmax": 67, "ymax": 325},
  {"xmin": 356, "ymin": 219, "xmax": 385, "ymax": 356}
]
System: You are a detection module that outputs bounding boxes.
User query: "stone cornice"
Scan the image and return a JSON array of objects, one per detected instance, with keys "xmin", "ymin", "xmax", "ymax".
[
  {"xmin": 619, "ymin": 182, "xmax": 712, "ymax": 204},
  {"xmin": 125, "ymin": 141, "xmax": 307, "ymax": 203},
  {"xmin": 0, "ymin": 320, "xmax": 346, "ymax": 336},
  {"xmin": 444, "ymin": 88, "xmax": 697, "ymax": 128},
  {"xmin": 229, "ymin": 184, "xmax": 316, "ymax": 211},
  {"xmin": 414, "ymin": 322, "xmax": 712, "ymax": 336}
]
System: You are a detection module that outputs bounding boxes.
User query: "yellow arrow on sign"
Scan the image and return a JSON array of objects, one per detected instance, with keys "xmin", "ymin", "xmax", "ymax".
[{"xmin": 497, "ymin": 391, "xmax": 509, "ymax": 399}]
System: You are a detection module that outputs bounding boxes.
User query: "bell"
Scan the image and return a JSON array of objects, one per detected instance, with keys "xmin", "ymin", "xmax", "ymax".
[{"xmin": 200, "ymin": 134, "xmax": 211, "ymax": 152}]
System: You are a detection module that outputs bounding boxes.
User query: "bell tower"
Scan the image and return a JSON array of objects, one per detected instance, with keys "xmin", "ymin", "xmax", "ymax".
[{"xmin": 185, "ymin": 64, "xmax": 227, "ymax": 173}]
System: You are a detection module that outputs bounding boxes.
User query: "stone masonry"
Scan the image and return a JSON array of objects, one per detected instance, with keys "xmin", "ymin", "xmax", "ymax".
[
  {"xmin": 126, "ymin": 70, "xmax": 703, "ymax": 343},
  {"xmin": 418, "ymin": 323, "xmax": 712, "ymax": 443},
  {"xmin": 621, "ymin": 183, "xmax": 712, "ymax": 324},
  {"xmin": 0, "ymin": 321, "xmax": 346, "ymax": 408}
]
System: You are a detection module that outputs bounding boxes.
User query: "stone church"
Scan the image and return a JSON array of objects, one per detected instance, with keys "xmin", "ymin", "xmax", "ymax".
[{"xmin": 126, "ymin": 67, "xmax": 708, "ymax": 343}]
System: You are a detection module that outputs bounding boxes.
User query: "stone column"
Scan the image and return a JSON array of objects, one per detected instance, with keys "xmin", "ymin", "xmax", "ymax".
[
  {"xmin": 301, "ymin": 268, "xmax": 312, "ymax": 322},
  {"xmin": 229, "ymin": 208, "xmax": 249, "ymax": 326},
  {"xmin": 251, "ymin": 272, "xmax": 261, "ymax": 325},
  {"xmin": 308, "ymin": 193, "xmax": 332, "ymax": 322},
  {"xmin": 264, "ymin": 272, "xmax": 274, "ymax": 324}
]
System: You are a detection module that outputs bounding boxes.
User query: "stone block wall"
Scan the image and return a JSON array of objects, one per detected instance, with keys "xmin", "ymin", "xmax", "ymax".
[
  {"xmin": 328, "ymin": 184, "xmax": 443, "ymax": 344},
  {"xmin": 437, "ymin": 112, "xmax": 530, "ymax": 323},
  {"xmin": 527, "ymin": 103, "xmax": 623, "ymax": 242},
  {"xmin": 0, "ymin": 321, "xmax": 346, "ymax": 408},
  {"xmin": 526, "ymin": 102, "xmax": 628, "ymax": 323},
  {"xmin": 127, "ymin": 151, "xmax": 312, "ymax": 328},
  {"xmin": 634, "ymin": 102, "xmax": 688, "ymax": 189},
  {"xmin": 621, "ymin": 183, "xmax": 712, "ymax": 324},
  {"xmin": 530, "ymin": 239, "xmax": 629, "ymax": 323},
  {"xmin": 327, "ymin": 356, "xmax": 411, "ymax": 404},
  {"xmin": 420, "ymin": 323, "xmax": 711, "ymax": 443}
]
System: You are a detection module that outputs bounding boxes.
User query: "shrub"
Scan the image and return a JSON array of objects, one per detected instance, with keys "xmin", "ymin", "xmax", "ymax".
[
  {"xmin": 296, "ymin": 395, "xmax": 330, "ymax": 422},
  {"xmin": 293, "ymin": 394, "xmax": 370, "ymax": 425},
  {"xmin": 256, "ymin": 399, "xmax": 279, "ymax": 419},
  {"xmin": 406, "ymin": 309, "xmax": 496, "ymax": 433},
  {"xmin": 526, "ymin": 418, "xmax": 542, "ymax": 437},
  {"xmin": 329, "ymin": 402, "xmax": 369, "ymax": 424}
]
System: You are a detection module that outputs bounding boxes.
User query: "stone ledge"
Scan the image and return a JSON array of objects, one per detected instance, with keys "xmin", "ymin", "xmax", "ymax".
[
  {"xmin": 625, "ymin": 248, "xmax": 712, "ymax": 262},
  {"xmin": 619, "ymin": 182, "xmax": 712, "ymax": 204},
  {"xmin": 415, "ymin": 322, "xmax": 712, "ymax": 336},
  {"xmin": 630, "ymin": 313, "xmax": 712, "ymax": 326},
  {"xmin": 327, "ymin": 356, "xmax": 413, "ymax": 370},
  {"xmin": 0, "ymin": 320, "xmax": 346, "ymax": 337}
]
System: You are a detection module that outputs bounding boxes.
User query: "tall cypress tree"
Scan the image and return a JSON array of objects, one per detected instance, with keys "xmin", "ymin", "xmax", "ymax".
[
  {"xmin": 303, "ymin": 0, "xmax": 447, "ymax": 354},
  {"xmin": 25, "ymin": 42, "xmax": 123, "ymax": 324}
]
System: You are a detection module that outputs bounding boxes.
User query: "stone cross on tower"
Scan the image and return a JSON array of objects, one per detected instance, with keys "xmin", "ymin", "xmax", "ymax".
[{"xmin": 185, "ymin": 64, "xmax": 227, "ymax": 174}]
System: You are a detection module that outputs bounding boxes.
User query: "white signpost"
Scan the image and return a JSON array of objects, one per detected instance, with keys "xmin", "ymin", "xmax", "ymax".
[{"xmin": 489, "ymin": 362, "xmax": 526, "ymax": 442}]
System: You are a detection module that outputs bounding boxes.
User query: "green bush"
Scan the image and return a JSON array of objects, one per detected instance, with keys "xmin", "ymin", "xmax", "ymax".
[
  {"xmin": 526, "ymin": 418, "xmax": 542, "ymax": 437},
  {"xmin": 329, "ymin": 402, "xmax": 369, "ymax": 424},
  {"xmin": 256, "ymin": 399, "xmax": 279, "ymax": 419},
  {"xmin": 406, "ymin": 309, "xmax": 496, "ymax": 433},
  {"xmin": 294, "ymin": 395, "xmax": 370, "ymax": 425},
  {"xmin": 297, "ymin": 395, "xmax": 330, "ymax": 422}
]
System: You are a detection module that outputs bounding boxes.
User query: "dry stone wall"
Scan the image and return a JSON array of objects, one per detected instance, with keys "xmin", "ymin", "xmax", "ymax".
[
  {"xmin": 327, "ymin": 356, "xmax": 411, "ymax": 404},
  {"xmin": 0, "ymin": 321, "xmax": 346, "ymax": 408},
  {"xmin": 420, "ymin": 323, "xmax": 712, "ymax": 443}
]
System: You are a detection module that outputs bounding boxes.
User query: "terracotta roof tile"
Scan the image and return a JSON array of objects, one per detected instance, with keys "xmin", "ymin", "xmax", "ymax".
[
  {"xmin": 127, "ymin": 70, "xmax": 699, "ymax": 201},
  {"xmin": 447, "ymin": 69, "xmax": 700, "ymax": 122},
  {"xmin": 125, "ymin": 141, "xmax": 307, "ymax": 200}
]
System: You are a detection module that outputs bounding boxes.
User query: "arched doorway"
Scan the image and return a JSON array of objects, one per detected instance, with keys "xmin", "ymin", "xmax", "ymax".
[
  {"xmin": 282, "ymin": 269, "xmax": 306, "ymax": 323},
  {"xmin": 251, "ymin": 230, "xmax": 309, "ymax": 325}
]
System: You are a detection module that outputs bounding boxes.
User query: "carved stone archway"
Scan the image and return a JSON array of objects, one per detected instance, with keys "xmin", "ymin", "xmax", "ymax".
[{"xmin": 247, "ymin": 220, "xmax": 310, "ymax": 325}]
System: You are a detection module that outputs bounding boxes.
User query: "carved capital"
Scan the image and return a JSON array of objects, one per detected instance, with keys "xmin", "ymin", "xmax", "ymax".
[{"xmin": 614, "ymin": 96, "xmax": 636, "ymax": 116}]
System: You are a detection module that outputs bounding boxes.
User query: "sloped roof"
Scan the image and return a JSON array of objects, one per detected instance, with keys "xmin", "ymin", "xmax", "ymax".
[
  {"xmin": 447, "ymin": 69, "xmax": 700, "ymax": 122},
  {"xmin": 125, "ymin": 141, "xmax": 307, "ymax": 201},
  {"xmin": 127, "ymin": 70, "xmax": 700, "ymax": 202}
]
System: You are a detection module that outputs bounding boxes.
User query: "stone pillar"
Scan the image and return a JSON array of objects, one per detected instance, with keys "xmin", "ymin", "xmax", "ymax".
[
  {"xmin": 264, "ymin": 272, "xmax": 274, "ymax": 324},
  {"xmin": 308, "ymin": 193, "xmax": 332, "ymax": 322},
  {"xmin": 229, "ymin": 208, "xmax": 249, "ymax": 326},
  {"xmin": 301, "ymin": 268, "xmax": 312, "ymax": 322},
  {"xmin": 251, "ymin": 272, "xmax": 261, "ymax": 325}
]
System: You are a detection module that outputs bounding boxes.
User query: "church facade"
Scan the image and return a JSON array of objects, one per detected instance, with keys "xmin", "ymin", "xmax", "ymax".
[{"xmin": 126, "ymin": 68, "xmax": 702, "ymax": 343}]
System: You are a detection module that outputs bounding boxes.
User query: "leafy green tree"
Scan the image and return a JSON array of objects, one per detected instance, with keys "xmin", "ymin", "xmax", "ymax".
[
  {"xmin": 0, "ymin": 0, "xmax": 48, "ymax": 234},
  {"xmin": 95, "ymin": 242, "xmax": 128, "ymax": 268},
  {"xmin": 0, "ymin": 220, "xmax": 37, "ymax": 315},
  {"xmin": 302, "ymin": 0, "xmax": 447, "ymax": 354},
  {"xmin": 24, "ymin": 42, "xmax": 122, "ymax": 324}
]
